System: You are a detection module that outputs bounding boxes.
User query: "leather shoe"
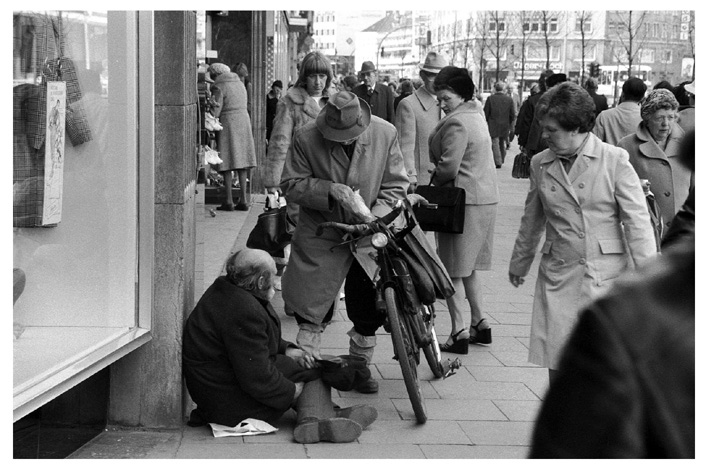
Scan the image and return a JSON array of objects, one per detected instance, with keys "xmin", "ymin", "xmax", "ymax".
[
  {"xmin": 335, "ymin": 404, "xmax": 378, "ymax": 429},
  {"xmin": 353, "ymin": 377, "xmax": 379, "ymax": 394},
  {"xmin": 469, "ymin": 319, "xmax": 492, "ymax": 345},
  {"xmin": 440, "ymin": 329, "xmax": 469, "ymax": 354}
]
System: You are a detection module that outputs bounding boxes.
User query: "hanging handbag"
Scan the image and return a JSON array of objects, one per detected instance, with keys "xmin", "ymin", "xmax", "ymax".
[
  {"xmin": 511, "ymin": 150, "xmax": 531, "ymax": 179},
  {"xmin": 246, "ymin": 196, "xmax": 295, "ymax": 256},
  {"xmin": 413, "ymin": 173, "xmax": 466, "ymax": 234}
]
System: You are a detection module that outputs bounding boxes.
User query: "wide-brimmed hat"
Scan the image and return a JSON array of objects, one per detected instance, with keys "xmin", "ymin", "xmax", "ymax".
[
  {"xmin": 316, "ymin": 91, "xmax": 371, "ymax": 142},
  {"xmin": 359, "ymin": 61, "xmax": 376, "ymax": 74},
  {"xmin": 420, "ymin": 52, "xmax": 448, "ymax": 74}
]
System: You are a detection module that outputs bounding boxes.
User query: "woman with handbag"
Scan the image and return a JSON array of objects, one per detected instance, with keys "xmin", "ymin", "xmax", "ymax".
[{"xmin": 429, "ymin": 66, "xmax": 499, "ymax": 353}]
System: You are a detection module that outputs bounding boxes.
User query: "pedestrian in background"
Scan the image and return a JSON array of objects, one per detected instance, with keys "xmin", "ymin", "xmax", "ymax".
[
  {"xmin": 674, "ymin": 80, "xmax": 695, "ymax": 134},
  {"xmin": 265, "ymin": 80, "xmax": 283, "ymax": 143},
  {"xmin": 484, "ymin": 81, "xmax": 516, "ymax": 169},
  {"xmin": 429, "ymin": 66, "xmax": 498, "ymax": 353},
  {"xmin": 209, "ymin": 62, "xmax": 256, "ymax": 211},
  {"xmin": 352, "ymin": 61, "xmax": 395, "ymax": 123},
  {"xmin": 515, "ymin": 71, "xmax": 552, "ymax": 157},
  {"xmin": 393, "ymin": 79, "xmax": 413, "ymax": 112},
  {"xmin": 509, "ymin": 82, "xmax": 657, "ymax": 383},
  {"xmin": 618, "ymin": 88, "xmax": 693, "ymax": 230},
  {"xmin": 395, "ymin": 51, "xmax": 448, "ymax": 192},
  {"xmin": 592, "ymin": 76, "xmax": 646, "ymax": 145},
  {"xmin": 583, "ymin": 77, "xmax": 608, "ymax": 117},
  {"xmin": 232, "ymin": 62, "xmax": 252, "ymax": 116},
  {"xmin": 342, "ymin": 75, "xmax": 359, "ymax": 92},
  {"xmin": 523, "ymin": 72, "xmax": 567, "ymax": 158}
]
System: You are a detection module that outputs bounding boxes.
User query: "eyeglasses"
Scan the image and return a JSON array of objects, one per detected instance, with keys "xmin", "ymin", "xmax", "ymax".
[{"xmin": 649, "ymin": 114, "xmax": 677, "ymax": 123}]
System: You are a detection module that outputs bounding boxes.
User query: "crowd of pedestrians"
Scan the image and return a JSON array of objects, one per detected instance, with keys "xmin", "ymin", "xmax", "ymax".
[{"xmin": 189, "ymin": 51, "xmax": 694, "ymax": 456}]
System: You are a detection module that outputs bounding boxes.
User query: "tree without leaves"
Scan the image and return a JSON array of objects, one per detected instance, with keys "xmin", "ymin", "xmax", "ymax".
[
  {"xmin": 576, "ymin": 11, "xmax": 598, "ymax": 84},
  {"xmin": 610, "ymin": 10, "xmax": 648, "ymax": 78},
  {"xmin": 486, "ymin": 10, "xmax": 511, "ymax": 83}
]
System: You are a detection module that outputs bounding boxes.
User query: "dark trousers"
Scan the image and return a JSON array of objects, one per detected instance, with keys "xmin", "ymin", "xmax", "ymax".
[{"xmin": 294, "ymin": 259, "xmax": 384, "ymax": 336}]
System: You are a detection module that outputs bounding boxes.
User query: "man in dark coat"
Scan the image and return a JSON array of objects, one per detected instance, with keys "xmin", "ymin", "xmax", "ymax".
[
  {"xmin": 523, "ymin": 72, "xmax": 567, "ymax": 157},
  {"xmin": 484, "ymin": 81, "xmax": 516, "ymax": 168},
  {"xmin": 183, "ymin": 248, "xmax": 377, "ymax": 443},
  {"xmin": 352, "ymin": 61, "xmax": 396, "ymax": 123},
  {"xmin": 584, "ymin": 77, "xmax": 608, "ymax": 117}
]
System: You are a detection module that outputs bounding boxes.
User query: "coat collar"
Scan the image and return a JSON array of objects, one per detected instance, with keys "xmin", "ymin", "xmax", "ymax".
[
  {"xmin": 413, "ymin": 85, "xmax": 438, "ymax": 111},
  {"xmin": 635, "ymin": 121, "xmax": 684, "ymax": 160},
  {"xmin": 442, "ymin": 100, "xmax": 481, "ymax": 120},
  {"xmin": 286, "ymin": 86, "xmax": 327, "ymax": 120},
  {"xmin": 214, "ymin": 72, "xmax": 241, "ymax": 84}
]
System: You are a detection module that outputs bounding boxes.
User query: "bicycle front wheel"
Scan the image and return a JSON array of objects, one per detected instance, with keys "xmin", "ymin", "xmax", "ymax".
[{"xmin": 385, "ymin": 286, "xmax": 427, "ymax": 424}]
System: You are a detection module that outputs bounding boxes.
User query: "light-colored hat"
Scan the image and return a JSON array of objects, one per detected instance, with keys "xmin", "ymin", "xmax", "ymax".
[
  {"xmin": 420, "ymin": 52, "xmax": 448, "ymax": 74},
  {"xmin": 359, "ymin": 61, "xmax": 376, "ymax": 74},
  {"xmin": 208, "ymin": 63, "xmax": 231, "ymax": 77},
  {"xmin": 685, "ymin": 80, "xmax": 695, "ymax": 94},
  {"xmin": 315, "ymin": 91, "xmax": 371, "ymax": 142}
]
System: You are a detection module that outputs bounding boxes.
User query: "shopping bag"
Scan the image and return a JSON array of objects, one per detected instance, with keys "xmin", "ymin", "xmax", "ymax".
[
  {"xmin": 413, "ymin": 185, "xmax": 465, "ymax": 234},
  {"xmin": 246, "ymin": 196, "xmax": 294, "ymax": 256}
]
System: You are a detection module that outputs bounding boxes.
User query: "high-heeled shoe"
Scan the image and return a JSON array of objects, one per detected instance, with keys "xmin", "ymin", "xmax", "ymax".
[
  {"xmin": 469, "ymin": 319, "xmax": 492, "ymax": 345},
  {"xmin": 440, "ymin": 329, "xmax": 469, "ymax": 354}
]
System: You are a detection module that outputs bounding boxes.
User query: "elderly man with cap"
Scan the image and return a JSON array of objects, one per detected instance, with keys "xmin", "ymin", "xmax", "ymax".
[
  {"xmin": 484, "ymin": 81, "xmax": 517, "ymax": 168},
  {"xmin": 394, "ymin": 51, "xmax": 448, "ymax": 192},
  {"xmin": 352, "ymin": 61, "xmax": 396, "ymax": 123},
  {"xmin": 280, "ymin": 91, "xmax": 409, "ymax": 394}
]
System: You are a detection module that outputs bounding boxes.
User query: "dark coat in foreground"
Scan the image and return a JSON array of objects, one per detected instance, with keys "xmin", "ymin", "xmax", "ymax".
[
  {"xmin": 531, "ymin": 239, "xmax": 694, "ymax": 458},
  {"xmin": 183, "ymin": 276, "xmax": 316, "ymax": 426}
]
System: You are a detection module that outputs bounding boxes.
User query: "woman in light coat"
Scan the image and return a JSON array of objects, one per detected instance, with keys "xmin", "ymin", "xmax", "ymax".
[
  {"xmin": 429, "ymin": 66, "xmax": 499, "ymax": 354},
  {"xmin": 210, "ymin": 63, "xmax": 256, "ymax": 211},
  {"xmin": 509, "ymin": 82, "xmax": 657, "ymax": 382},
  {"xmin": 617, "ymin": 89, "xmax": 693, "ymax": 231}
]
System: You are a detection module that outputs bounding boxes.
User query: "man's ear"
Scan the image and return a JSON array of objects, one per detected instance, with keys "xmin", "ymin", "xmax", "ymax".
[{"xmin": 256, "ymin": 275, "xmax": 265, "ymax": 291}]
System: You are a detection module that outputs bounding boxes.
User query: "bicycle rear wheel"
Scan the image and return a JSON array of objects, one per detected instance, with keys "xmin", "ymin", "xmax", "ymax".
[
  {"xmin": 420, "ymin": 306, "xmax": 445, "ymax": 379},
  {"xmin": 385, "ymin": 286, "xmax": 427, "ymax": 424}
]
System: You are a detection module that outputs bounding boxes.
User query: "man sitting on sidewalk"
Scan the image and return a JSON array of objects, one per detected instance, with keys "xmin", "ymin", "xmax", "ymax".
[{"xmin": 183, "ymin": 248, "xmax": 377, "ymax": 443}]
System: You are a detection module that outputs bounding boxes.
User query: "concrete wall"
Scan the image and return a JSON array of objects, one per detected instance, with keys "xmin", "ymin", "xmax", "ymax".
[{"xmin": 108, "ymin": 11, "xmax": 198, "ymax": 428}]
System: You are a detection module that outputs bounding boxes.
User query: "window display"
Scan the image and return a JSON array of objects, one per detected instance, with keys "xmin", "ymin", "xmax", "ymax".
[{"xmin": 13, "ymin": 11, "xmax": 151, "ymax": 420}]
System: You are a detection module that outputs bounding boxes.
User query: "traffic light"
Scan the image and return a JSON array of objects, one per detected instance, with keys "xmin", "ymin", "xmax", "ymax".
[{"xmin": 589, "ymin": 62, "xmax": 601, "ymax": 78}]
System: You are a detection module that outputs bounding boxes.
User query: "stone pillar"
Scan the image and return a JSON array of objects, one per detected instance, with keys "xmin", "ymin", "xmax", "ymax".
[{"xmin": 108, "ymin": 11, "xmax": 198, "ymax": 428}]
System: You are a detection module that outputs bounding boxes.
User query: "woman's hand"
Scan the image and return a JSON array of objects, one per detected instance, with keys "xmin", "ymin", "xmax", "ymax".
[
  {"xmin": 509, "ymin": 271, "xmax": 525, "ymax": 288},
  {"xmin": 285, "ymin": 346, "xmax": 317, "ymax": 369}
]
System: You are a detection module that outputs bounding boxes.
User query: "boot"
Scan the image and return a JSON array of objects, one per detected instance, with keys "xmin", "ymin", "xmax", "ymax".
[
  {"xmin": 296, "ymin": 323, "xmax": 325, "ymax": 359},
  {"xmin": 347, "ymin": 329, "xmax": 379, "ymax": 394},
  {"xmin": 335, "ymin": 404, "xmax": 378, "ymax": 429},
  {"xmin": 293, "ymin": 379, "xmax": 361, "ymax": 444}
]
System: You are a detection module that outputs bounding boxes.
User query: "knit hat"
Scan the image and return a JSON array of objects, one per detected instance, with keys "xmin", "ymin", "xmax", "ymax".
[{"xmin": 208, "ymin": 63, "xmax": 231, "ymax": 77}]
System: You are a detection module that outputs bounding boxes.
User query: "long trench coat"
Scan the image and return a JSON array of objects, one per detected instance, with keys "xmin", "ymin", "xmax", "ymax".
[
  {"xmin": 279, "ymin": 117, "xmax": 409, "ymax": 323},
  {"xmin": 509, "ymin": 133, "xmax": 657, "ymax": 369},
  {"xmin": 212, "ymin": 72, "xmax": 256, "ymax": 171},
  {"xmin": 617, "ymin": 122, "xmax": 693, "ymax": 229}
]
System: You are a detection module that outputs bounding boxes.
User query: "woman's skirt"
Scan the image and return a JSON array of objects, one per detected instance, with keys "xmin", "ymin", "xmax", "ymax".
[{"xmin": 437, "ymin": 203, "xmax": 497, "ymax": 277}]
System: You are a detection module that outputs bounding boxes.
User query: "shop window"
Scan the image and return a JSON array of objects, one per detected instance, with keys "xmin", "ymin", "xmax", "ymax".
[{"xmin": 13, "ymin": 11, "xmax": 152, "ymax": 421}]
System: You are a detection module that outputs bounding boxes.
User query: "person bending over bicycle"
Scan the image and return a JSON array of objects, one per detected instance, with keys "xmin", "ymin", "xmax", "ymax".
[{"xmin": 279, "ymin": 91, "xmax": 408, "ymax": 394}]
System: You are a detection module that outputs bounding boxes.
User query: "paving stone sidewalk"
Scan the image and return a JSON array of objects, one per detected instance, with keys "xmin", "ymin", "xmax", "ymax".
[{"xmin": 70, "ymin": 160, "xmax": 545, "ymax": 459}]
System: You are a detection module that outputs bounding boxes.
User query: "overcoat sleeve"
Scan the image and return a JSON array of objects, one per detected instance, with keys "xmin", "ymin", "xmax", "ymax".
[
  {"xmin": 394, "ymin": 98, "xmax": 418, "ymax": 183},
  {"xmin": 280, "ymin": 130, "xmax": 335, "ymax": 213},
  {"xmin": 211, "ymin": 85, "xmax": 224, "ymax": 119},
  {"xmin": 612, "ymin": 149, "xmax": 659, "ymax": 266},
  {"xmin": 509, "ymin": 160, "xmax": 548, "ymax": 277},
  {"xmin": 263, "ymin": 99, "xmax": 294, "ymax": 188},
  {"xmin": 222, "ymin": 297, "xmax": 296, "ymax": 410},
  {"xmin": 370, "ymin": 131, "xmax": 409, "ymax": 218},
  {"xmin": 386, "ymin": 87, "xmax": 396, "ymax": 123},
  {"xmin": 430, "ymin": 119, "xmax": 468, "ymax": 186}
]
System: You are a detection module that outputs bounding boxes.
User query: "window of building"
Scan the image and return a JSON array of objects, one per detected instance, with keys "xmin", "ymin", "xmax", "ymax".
[
  {"xmin": 641, "ymin": 48, "xmax": 655, "ymax": 63},
  {"xmin": 13, "ymin": 11, "xmax": 153, "ymax": 421},
  {"xmin": 575, "ymin": 17, "xmax": 592, "ymax": 33},
  {"xmin": 489, "ymin": 20, "xmax": 505, "ymax": 32},
  {"xmin": 662, "ymin": 50, "xmax": 673, "ymax": 63}
]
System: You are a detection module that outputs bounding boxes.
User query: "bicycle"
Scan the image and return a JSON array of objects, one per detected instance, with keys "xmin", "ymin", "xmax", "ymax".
[{"xmin": 316, "ymin": 195, "xmax": 461, "ymax": 424}]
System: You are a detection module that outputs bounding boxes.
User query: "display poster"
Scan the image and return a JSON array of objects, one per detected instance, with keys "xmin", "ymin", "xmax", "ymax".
[{"xmin": 42, "ymin": 81, "xmax": 67, "ymax": 225}]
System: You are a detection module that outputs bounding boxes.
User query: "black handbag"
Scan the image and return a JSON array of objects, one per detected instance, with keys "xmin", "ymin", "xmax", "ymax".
[
  {"xmin": 413, "ymin": 184, "xmax": 466, "ymax": 234},
  {"xmin": 511, "ymin": 150, "xmax": 531, "ymax": 179},
  {"xmin": 246, "ymin": 196, "xmax": 294, "ymax": 255}
]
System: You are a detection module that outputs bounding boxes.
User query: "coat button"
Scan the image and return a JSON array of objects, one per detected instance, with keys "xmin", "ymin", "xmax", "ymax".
[
  {"xmin": 551, "ymin": 186, "xmax": 556, "ymax": 191},
  {"xmin": 662, "ymin": 161, "xmax": 669, "ymax": 165},
  {"xmin": 578, "ymin": 182, "xmax": 585, "ymax": 188},
  {"xmin": 574, "ymin": 208, "xmax": 580, "ymax": 214},
  {"xmin": 578, "ymin": 232, "xmax": 585, "ymax": 238},
  {"xmin": 579, "ymin": 258, "xmax": 586, "ymax": 265},
  {"xmin": 664, "ymin": 191, "xmax": 671, "ymax": 197}
]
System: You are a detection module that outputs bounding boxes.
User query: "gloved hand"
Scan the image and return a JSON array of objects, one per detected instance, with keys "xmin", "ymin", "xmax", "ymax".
[{"xmin": 329, "ymin": 183, "xmax": 374, "ymax": 223}]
